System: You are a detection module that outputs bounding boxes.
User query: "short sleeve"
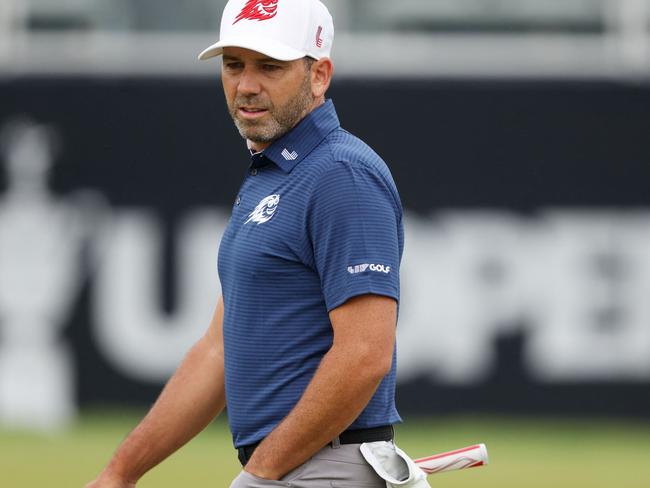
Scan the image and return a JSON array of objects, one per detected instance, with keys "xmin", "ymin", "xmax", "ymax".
[{"xmin": 308, "ymin": 162, "xmax": 403, "ymax": 311}]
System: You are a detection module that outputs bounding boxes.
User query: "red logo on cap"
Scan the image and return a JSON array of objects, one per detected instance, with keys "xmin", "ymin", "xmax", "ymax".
[
  {"xmin": 233, "ymin": 0, "xmax": 279, "ymax": 24},
  {"xmin": 316, "ymin": 26, "xmax": 324, "ymax": 48}
]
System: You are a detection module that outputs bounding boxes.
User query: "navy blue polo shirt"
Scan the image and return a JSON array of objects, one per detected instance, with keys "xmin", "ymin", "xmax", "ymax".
[{"xmin": 218, "ymin": 99, "xmax": 403, "ymax": 448}]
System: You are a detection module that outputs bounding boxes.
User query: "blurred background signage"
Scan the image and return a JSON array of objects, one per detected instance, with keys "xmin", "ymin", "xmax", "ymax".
[{"xmin": 1, "ymin": 0, "xmax": 650, "ymax": 430}]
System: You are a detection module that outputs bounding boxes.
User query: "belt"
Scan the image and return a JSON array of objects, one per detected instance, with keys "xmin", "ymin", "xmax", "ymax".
[{"xmin": 237, "ymin": 425, "xmax": 394, "ymax": 467}]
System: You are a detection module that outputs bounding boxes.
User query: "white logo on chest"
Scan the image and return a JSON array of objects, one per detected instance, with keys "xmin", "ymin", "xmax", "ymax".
[{"xmin": 245, "ymin": 194, "xmax": 280, "ymax": 225}]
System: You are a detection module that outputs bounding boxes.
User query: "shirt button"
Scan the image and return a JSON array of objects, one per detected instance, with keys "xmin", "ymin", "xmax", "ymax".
[
  {"xmin": 235, "ymin": 196, "xmax": 241, "ymax": 206},
  {"xmin": 250, "ymin": 168, "xmax": 258, "ymax": 176}
]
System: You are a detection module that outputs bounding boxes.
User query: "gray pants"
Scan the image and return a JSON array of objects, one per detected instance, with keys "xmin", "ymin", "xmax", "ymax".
[{"xmin": 229, "ymin": 443, "xmax": 385, "ymax": 487}]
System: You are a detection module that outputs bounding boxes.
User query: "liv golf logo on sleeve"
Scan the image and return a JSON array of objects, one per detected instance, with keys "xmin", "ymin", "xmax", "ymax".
[{"xmin": 347, "ymin": 263, "xmax": 391, "ymax": 275}]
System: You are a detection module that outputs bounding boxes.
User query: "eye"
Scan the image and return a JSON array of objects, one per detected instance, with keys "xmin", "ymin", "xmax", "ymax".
[
  {"xmin": 224, "ymin": 61, "xmax": 244, "ymax": 71},
  {"xmin": 262, "ymin": 64, "xmax": 282, "ymax": 72}
]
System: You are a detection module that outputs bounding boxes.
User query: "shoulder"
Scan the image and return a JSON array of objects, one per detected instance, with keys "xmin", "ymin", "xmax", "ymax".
[
  {"xmin": 303, "ymin": 128, "xmax": 402, "ymax": 214},
  {"xmin": 307, "ymin": 128, "xmax": 397, "ymax": 188},
  {"xmin": 326, "ymin": 128, "xmax": 389, "ymax": 173}
]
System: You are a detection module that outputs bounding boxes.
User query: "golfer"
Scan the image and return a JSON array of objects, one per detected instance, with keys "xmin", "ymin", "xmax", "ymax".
[{"xmin": 86, "ymin": 1, "xmax": 407, "ymax": 486}]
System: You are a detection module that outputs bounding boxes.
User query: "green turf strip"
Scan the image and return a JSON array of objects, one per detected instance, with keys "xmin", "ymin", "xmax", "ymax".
[{"xmin": 2, "ymin": 412, "xmax": 649, "ymax": 488}]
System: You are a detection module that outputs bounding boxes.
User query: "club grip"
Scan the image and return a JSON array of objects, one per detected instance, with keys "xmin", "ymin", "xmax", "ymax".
[{"xmin": 414, "ymin": 443, "xmax": 489, "ymax": 475}]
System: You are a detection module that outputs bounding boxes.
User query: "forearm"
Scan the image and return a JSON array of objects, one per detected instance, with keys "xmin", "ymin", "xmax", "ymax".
[
  {"xmin": 247, "ymin": 342, "xmax": 390, "ymax": 478},
  {"xmin": 101, "ymin": 333, "xmax": 226, "ymax": 484}
]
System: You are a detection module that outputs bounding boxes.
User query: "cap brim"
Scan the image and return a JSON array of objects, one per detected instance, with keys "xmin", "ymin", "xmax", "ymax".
[{"xmin": 198, "ymin": 36, "xmax": 307, "ymax": 61}]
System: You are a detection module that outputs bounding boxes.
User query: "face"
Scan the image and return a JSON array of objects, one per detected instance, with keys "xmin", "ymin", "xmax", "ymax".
[{"xmin": 221, "ymin": 47, "xmax": 316, "ymax": 150}]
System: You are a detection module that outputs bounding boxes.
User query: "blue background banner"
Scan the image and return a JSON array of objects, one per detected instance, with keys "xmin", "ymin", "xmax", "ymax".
[{"xmin": 1, "ymin": 77, "xmax": 649, "ymax": 417}]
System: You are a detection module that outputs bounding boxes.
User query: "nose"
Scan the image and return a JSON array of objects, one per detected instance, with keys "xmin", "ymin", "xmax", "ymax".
[{"xmin": 237, "ymin": 66, "xmax": 262, "ymax": 96}]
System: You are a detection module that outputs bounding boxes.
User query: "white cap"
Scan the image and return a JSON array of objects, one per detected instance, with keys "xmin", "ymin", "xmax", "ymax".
[{"xmin": 198, "ymin": 0, "xmax": 334, "ymax": 62}]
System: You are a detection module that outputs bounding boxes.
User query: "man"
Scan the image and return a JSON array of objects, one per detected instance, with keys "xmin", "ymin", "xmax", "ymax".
[{"xmin": 86, "ymin": 0, "xmax": 409, "ymax": 486}]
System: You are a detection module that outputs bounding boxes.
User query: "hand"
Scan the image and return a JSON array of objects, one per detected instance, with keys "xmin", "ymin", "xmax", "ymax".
[
  {"xmin": 84, "ymin": 470, "xmax": 136, "ymax": 488},
  {"xmin": 244, "ymin": 461, "xmax": 283, "ymax": 481}
]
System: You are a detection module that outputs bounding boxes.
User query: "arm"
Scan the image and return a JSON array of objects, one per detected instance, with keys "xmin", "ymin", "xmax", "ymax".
[
  {"xmin": 86, "ymin": 297, "xmax": 227, "ymax": 487},
  {"xmin": 246, "ymin": 294, "xmax": 396, "ymax": 480}
]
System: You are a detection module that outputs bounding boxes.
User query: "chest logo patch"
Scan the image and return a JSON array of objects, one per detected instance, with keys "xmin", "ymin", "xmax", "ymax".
[{"xmin": 245, "ymin": 194, "xmax": 280, "ymax": 225}]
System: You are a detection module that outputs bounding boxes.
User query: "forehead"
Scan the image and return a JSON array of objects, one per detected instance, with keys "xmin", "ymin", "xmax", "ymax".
[{"xmin": 222, "ymin": 47, "xmax": 287, "ymax": 63}]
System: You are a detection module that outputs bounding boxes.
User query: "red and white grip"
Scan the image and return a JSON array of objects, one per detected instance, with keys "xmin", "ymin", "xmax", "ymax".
[{"xmin": 414, "ymin": 443, "xmax": 489, "ymax": 475}]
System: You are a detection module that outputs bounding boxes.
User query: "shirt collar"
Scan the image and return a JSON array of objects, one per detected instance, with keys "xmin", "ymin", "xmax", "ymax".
[{"xmin": 250, "ymin": 99, "xmax": 340, "ymax": 172}]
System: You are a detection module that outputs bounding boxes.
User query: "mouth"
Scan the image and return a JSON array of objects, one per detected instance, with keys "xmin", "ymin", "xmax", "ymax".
[{"xmin": 238, "ymin": 107, "xmax": 269, "ymax": 120}]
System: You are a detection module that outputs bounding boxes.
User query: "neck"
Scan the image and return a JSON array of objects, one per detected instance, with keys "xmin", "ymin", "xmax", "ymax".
[{"xmin": 248, "ymin": 141, "xmax": 271, "ymax": 153}]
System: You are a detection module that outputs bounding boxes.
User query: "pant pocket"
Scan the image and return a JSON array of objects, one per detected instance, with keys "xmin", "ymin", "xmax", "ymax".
[{"xmin": 230, "ymin": 470, "xmax": 290, "ymax": 488}]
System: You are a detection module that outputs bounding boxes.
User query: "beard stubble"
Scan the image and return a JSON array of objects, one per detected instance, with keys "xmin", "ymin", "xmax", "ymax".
[{"xmin": 229, "ymin": 73, "xmax": 314, "ymax": 145}]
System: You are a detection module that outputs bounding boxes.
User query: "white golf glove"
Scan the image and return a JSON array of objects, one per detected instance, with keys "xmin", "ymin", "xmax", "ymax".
[{"xmin": 360, "ymin": 441, "xmax": 432, "ymax": 488}]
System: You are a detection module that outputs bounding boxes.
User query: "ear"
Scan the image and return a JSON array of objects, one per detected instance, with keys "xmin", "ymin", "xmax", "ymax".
[{"xmin": 311, "ymin": 58, "xmax": 334, "ymax": 99}]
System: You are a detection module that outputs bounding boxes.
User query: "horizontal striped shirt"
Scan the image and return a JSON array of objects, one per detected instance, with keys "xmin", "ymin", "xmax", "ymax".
[{"xmin": 218, "ymin": 99, "xmax": 403, "ymax": 448}]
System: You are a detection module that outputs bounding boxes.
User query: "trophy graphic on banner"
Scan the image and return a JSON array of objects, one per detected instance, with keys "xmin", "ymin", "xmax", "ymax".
[{"xmin": 0, "ymin": 118, "xmax": 103, "ymax": 429}]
